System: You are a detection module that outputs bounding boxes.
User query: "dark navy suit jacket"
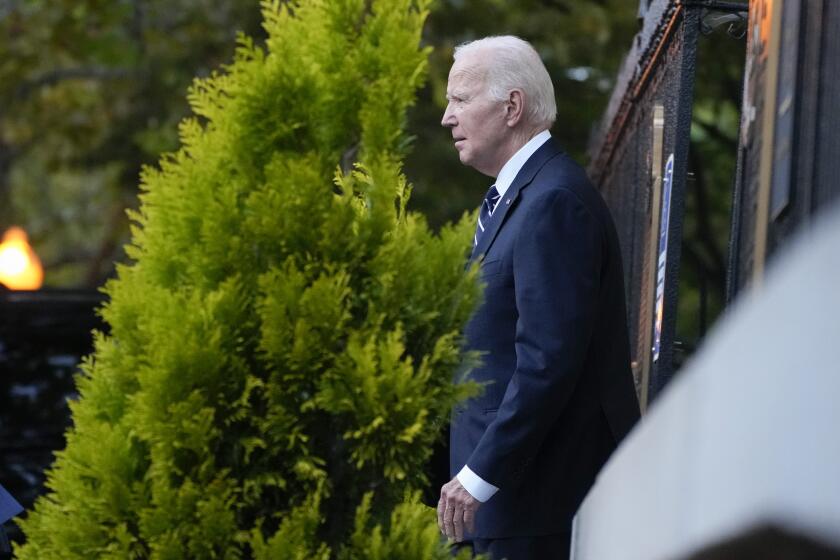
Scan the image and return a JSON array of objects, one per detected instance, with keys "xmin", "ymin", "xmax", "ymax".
[{"xmin": 450, "ymin": 138, "xmax": 640, "ymax": 538}]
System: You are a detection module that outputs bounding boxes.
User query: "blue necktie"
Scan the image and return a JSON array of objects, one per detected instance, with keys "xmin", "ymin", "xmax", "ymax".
[{"xmin": 474, "ymin": 184, "xmax": 501, "ymax": 247}]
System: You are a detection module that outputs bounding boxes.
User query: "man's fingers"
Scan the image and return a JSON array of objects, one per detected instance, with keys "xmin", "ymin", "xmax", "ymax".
[
  {"xmin": 463, "ymin": 503, "xmax": 476, "ymax": 533},
  {"xmin": 437, "ymin": 483, "xmax": 451, "ymax": 535},
  {"xmin": 443, "ymin": 502, "xmax": 455, "ymax": 540},
  {"xmin": 453, "ymin": 503, "xmax": 464, "ymax": 542}
]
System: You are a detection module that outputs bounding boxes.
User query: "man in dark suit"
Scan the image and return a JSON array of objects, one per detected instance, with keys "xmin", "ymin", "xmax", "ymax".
[{"xmin": 436, "ymin": 36, "xmax": 640, "ymax": 559}]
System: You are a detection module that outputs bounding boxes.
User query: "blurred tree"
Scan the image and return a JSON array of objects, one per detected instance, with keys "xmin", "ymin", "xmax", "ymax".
[
  {"xmin": 2, "ymin": 0, "xmax": 639, "ymax": 287},
  {"xmin": 1, "ymin": 0, "xmax": 746, "ymax": 371},
  {"xmin": 0, "ymin": 0, "xmax": 262, "ymax": 287},
  {"xmin": 405, "ymin": 0, "xmax": 640, "ymax": 228}
]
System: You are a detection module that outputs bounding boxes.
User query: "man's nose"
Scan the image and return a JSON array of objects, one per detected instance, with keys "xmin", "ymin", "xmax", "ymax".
[{"xmin": 441, "ymin": 104, "xmax": 455, "ymax": 128}]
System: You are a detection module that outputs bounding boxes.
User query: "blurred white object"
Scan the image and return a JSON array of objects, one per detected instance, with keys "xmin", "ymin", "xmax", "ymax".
[{"xmin": 572, "ymin": 203, "xmax": 840, "ymax": 560}]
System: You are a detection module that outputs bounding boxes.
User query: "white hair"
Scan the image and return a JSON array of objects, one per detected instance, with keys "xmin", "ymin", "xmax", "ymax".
[{"xmin": 453, "ymin": 35, "xmax": 557, "ymax": 130}]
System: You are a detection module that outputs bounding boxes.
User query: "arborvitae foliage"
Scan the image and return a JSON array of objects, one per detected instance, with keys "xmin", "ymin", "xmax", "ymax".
[{"xmin": 16, "ymin": 1, "xmax": 480, "ymax": 557}]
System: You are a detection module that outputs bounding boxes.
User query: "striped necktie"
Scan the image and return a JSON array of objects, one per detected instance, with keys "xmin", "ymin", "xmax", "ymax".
[{"xmin": 474, "ymin": 184, "xmax": 501, "ymax": 247}]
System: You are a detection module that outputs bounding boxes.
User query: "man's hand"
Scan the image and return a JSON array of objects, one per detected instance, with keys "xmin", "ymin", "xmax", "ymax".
[{"xmin": 437, "ymin": 476, "xmax": 480, "ymax": 542}]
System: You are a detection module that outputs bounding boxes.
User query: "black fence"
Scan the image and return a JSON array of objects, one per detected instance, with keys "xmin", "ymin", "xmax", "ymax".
[
  {"xmin": 590, "ymin": 0, "xmax": 840, "ymax": 410},
  {"xmin": 588, "ymin": 0, "xmax": 710, "ymax": 408}
]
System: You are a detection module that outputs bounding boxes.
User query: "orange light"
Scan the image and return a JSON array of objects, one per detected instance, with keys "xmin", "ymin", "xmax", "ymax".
[{"xmin": 0, "ymin": 227, "xmax": 44, "ymax": 290}]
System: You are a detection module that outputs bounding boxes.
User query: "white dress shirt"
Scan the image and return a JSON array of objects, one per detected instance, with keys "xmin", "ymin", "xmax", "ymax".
[
  {"xmin": 456, "ymin": 129, "xmax": 552, "ymax": 502},
  {"xmin": 493, "ymin": 130, "xmax": 552, "ymax": 202}
]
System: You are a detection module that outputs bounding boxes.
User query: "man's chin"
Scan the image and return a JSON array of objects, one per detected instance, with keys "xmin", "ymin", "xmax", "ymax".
[{"xmin": 459, "ymin": 153, "xmax": 485, "ymax": 174}]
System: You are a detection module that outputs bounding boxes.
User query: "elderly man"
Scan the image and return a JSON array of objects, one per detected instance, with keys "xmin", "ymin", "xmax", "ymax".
[{"xmin": 437, "ymin": 36, "xmax": 640, "ymax": 559}]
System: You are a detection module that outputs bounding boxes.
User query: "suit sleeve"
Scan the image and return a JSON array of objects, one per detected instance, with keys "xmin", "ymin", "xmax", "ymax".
[{"xmin": 465, "ymin": 187, "xmax": 604, "ymax": 489}]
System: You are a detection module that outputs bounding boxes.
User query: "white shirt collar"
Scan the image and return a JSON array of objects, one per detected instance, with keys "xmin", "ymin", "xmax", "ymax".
[{"xmin": 494, "ymin": 130, "xmax": 552, "ymax": 199}]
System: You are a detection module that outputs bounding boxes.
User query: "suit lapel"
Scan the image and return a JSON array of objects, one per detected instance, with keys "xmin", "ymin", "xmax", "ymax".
[{"xmin": 470, "ymin": 138, "xmax": 564, "ymax": 262}]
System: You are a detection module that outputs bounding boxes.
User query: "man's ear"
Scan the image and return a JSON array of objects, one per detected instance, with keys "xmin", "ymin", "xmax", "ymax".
[{"xmin": 505, "ymin": 89, "xmax": 525, "ymax": 127}]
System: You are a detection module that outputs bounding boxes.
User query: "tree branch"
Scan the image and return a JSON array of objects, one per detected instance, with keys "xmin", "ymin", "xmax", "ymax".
[
  {"xmin": 85, "ymin": 200, "xmax": 130, "ymax": 288},
  {"xmin": 42, "ymin": 249, "xmax": 97, "ymax": 269},
  {"xmin": 127, "ymin": 0, "xmax": 147, "ymax": 57},
  {"xmin": 15, "ymin": 67, "xmax": 133, "ymax": 99}
]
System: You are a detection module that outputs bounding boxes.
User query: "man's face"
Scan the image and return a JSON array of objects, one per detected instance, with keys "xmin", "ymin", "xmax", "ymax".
[{"xmin": 441, "ymin": 52, "xmax": 510, "ymax": 176}]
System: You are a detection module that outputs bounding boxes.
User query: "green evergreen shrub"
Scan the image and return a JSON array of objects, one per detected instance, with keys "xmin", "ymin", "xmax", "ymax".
[{"xmin": 16, "ymin": 0, "xmax": 481, "ymax": 557}]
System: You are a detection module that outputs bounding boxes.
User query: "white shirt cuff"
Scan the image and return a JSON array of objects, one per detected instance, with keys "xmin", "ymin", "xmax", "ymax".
[{"xmin": 456, "ymin": 465, "xmax": 499, "ymax": 503}]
